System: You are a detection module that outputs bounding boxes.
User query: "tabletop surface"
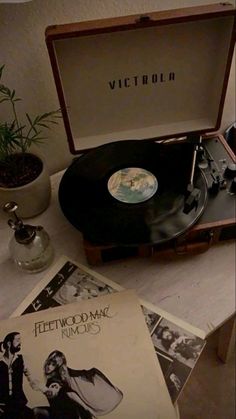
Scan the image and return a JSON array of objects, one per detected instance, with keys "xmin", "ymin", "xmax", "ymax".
[{"xmin": 0, "ymin": 171, "xmax": 235, "ymax": 335}]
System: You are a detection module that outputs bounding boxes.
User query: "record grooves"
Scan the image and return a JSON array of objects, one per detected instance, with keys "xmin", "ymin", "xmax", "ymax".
[{"xmin": 59, "ymin": 140, "xmax": 208, "ymax": 246}]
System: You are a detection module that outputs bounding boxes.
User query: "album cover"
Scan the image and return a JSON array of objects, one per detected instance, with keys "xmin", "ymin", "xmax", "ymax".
[
  {"xmin": 12, "ymin": 256, "xmax": 206, "ymax": 403},
  {"xmin": 0, "ymin": 290, "xmax": 178, "ymax": 419}
]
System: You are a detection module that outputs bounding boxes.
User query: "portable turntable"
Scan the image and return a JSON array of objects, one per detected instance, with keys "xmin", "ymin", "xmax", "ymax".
[{"xmin": 46, "ymin": 3, "xmax": 236, "ymax": 264}]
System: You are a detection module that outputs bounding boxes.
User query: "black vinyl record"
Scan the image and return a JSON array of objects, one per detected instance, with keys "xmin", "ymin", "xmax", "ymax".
[{"xmin": 59, "ymin": 140, "xmax": 208, "ymax": 245}]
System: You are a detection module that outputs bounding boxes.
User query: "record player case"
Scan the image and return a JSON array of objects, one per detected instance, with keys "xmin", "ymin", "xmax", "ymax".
[{"xmin": 46, "ymin": 3, "xmax": 236, "ymax": 264}]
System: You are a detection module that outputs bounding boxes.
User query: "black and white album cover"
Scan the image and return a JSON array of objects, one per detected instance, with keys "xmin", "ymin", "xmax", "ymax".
[
  {"xmin": 0, "ymin": 290, "xmax": 177, "ymax": 419},
  {"xmin": 12, "ymin": 256, "xmax": 206, "ymax": 403},
  {"xmin": 152, "ymin": 317, "xmax": 206, "ymax": 402}
]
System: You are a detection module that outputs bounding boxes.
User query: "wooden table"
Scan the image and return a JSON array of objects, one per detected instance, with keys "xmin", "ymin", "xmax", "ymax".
[{"xmin": 0, "ymin": 171, "xmax": 235, "ymax": 363}]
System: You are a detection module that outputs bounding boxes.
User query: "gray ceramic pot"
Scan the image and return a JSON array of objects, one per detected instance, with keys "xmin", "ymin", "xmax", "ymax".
[{"xmin": 0, "ymin": 154, "xmax": 51, "ymax": 218}]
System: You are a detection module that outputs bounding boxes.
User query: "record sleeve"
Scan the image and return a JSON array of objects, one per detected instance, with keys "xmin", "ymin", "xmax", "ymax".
[
  {"xmin": 11, "ymin": 256, "xmax": 206, "ymax": 403},
  {"xmin": 0, "ymin": 290, "xmax": 177, "ymax": 419}
]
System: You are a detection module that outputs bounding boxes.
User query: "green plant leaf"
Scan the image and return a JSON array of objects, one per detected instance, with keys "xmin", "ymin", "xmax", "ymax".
[
  {"xmin": 37, "ymin": 112, "xmax": 53, "ymax": 121},
  {"xmin": 0, "ymin": 84, "xmax": 11, "ymax": 96},
  {"xmin": 14, "ymin": 125, "xmax": 25, "ymax": 134},
  {"xmin": 0, "ymin": 98, "xmax": 9, "ymax": 103},
  {"xmin": 0, "ymin": 71, "xmax": 61, "ymax": 167},
  {"xmin": 0, "ymin": 65, "xmax": 4, "ymax": 80},
  {"xmin": 45, "ymin": 120, "xmax": 58, "ymax": 124},
  {"xmin": 30, "ymin": 130, "xmax": 43, "ymax": 139},
  {"xmin": 32, "ymin": 137, "xmax": 46, "ymax": 143},
  {"xmin": 36, "ymin": 122, "xmax": 52, "ymax": 128},
  {"xmin": 26, "ymin": 113, "xmax": 37, "ymax": 134}
]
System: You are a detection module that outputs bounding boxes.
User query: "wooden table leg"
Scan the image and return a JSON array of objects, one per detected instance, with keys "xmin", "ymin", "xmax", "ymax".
[{"xmin": 217, "ymin": 316, "xmax": 235, "ymax": 363}]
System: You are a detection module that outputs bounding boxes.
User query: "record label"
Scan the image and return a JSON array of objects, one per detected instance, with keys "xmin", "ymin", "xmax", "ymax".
[{"xmin": 107, "ymin": 167, "xmax": 158, "ymax": 204}]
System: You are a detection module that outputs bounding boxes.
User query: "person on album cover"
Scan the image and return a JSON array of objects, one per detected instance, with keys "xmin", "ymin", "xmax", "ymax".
[
  {"xmin": 157, "ymin": 326, "xmax": 203, "ymax": 361},
  {"xmin": 34, "ymin": 350, "xmax": 123, "ymax": 419},
  {"xmin": 44, "ymin": 378, "xmax": 93, "ymax": 419},
  {"xmin": 52, "ymin": 274, "xmax": 113, "ymax": 306},
  {"xmin": 0, "ymin": 332, "xmax": 35, "ymax": 419},
  {"xmin": 165, "ymin": 372, "xmax": 182, "ymax": 402},
  {"xmin": 168, "ymin": 373, "xmax": 182, "ymax": 392}
]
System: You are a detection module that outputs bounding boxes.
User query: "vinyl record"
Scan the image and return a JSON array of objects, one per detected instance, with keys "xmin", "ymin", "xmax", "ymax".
[{"xmin": 59, "ymin": 140, "xmax": 208, "ymax": 245}]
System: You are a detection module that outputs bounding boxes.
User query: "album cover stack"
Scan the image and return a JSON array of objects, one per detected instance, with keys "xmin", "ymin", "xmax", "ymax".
[
  {"xmin": 1, "ymin": 289, "xmax": 178, "ymax": 419},
  {"xmin": 10, "ymin": 256, "xmax": 206, "ymax": 407}
]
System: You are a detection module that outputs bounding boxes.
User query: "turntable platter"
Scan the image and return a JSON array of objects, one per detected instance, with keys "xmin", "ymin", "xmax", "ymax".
[{"xmin": 59, "ymin": 140, "xmax": 208, "ymax": 245}]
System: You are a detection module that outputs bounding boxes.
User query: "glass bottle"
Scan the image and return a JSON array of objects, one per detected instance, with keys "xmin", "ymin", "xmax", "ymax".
[{"xmin": 3, "ymin": 201, "xmax": 54, "ymax": 273}]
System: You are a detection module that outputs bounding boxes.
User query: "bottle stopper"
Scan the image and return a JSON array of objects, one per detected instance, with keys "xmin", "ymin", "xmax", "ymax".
[{"xmin": 3, "ymin": 201, "xmax": 36, "ymax": 244}]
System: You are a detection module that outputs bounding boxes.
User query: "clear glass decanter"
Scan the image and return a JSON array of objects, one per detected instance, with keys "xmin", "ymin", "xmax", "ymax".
[{"xmin": 3, "ymin": 202, "xmax": 54, "ymax": 273}]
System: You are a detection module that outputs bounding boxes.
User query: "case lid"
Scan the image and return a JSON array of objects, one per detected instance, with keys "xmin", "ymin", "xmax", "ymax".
[{"xmin": 46, "ymin": 3, "xmax": 236, "ymax": 154}]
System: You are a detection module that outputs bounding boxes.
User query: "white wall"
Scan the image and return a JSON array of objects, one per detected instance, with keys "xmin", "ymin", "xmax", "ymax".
[{"xmin": 0, "ymin": 0, "xmax": 235, "ymax": 173}]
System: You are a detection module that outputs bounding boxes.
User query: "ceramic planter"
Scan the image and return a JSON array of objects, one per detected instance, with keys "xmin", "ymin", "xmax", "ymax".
[{"xmin": 0, "ymin": 155, "xmax": 51, "ymax": 218}]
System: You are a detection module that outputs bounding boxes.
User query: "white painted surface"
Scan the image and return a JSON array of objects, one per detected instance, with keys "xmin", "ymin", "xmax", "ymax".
[
  {"xmin": 0, "ymin": 171, "xmax": 235, "ymax": 336},
  {"xmin": 0, "ymin": 0, "xmax": 235, "ymax": 172}
]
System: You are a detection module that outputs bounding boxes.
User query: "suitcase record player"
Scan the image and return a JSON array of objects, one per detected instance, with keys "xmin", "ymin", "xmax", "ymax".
[{"xmin": 46, "ymin": 3, "xmax": 236, "ymax": 264}]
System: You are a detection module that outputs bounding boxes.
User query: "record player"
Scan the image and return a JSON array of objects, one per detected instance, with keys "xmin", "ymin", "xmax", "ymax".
[{"xmin": 46, "ymin": 3, "xmax": 236, "ymax": 264}]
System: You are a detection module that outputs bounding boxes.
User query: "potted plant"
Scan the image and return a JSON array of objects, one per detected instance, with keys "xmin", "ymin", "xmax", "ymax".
[{"xmin": 0, "ymin": 65, "xmax": 61, "ymax": 218}]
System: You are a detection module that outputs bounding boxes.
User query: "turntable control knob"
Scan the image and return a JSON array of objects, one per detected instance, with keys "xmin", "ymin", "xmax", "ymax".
[
  {"xmin": 224, "ymin": 162, "xmax": 236, "ymax": 178},
  {"xmin": 229, "ymin": 177, "xmax": 236, "ymax": 195}
]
